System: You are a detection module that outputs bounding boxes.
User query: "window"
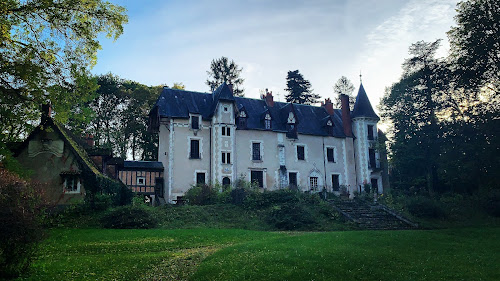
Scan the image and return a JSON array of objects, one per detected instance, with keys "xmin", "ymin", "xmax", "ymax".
[
  {"xmin": 369, "ymin": 148, "xmax": 376, "ymax": 168},
  {"xmin": 327, "ymin": 148, "xmax": 335, "ymax": 162},
  {"xmin": 250, "ymin": 170, "xmax": 264, "ymax": 188},
  {"xmin": 287, "ymin": 124, "xmax": 297, "ymax": 139},
  {"xmin": 332, "ymin": 175, "xmax": 340, "ymax": 191},
  {"xmin": 222, "ymin": 126, "xmax": 231, "ymax": 136},
  {"xmin": 222, "ymin": 152, "xmax": 231, "ymax": 164},
  {"xmin": 289, "ymin": 172, "xmax": 297, "ymax": 188},
  {"xmin": 62, "ymin": 175, "xmax": 80, "ymax": 193},
  {"xmin": 252, "ymin": 142, "xmax": 261, "ymax": 161},
  {"xmin": 191, "ymin": 116, "xmax": 199, "ymax": 130},
  {"xmin": 137, "ymin": 176, "xmax": 145, "ymax": 186},
  {"xmin": 297, "ymin": 145, "xmax": 305, "ymax": 160},
  {"xmin": 264, "ymin": 113, "xmax": 272, "ymax": 129},
  {"xmin": 190, "ymin": 139, "xmax": 200, "ymax": 159},
  {"xmin": 223, "ymin": 106, "xmax": 228, "ymax": 112},
  {"xmin": 310, "ymin": 177, "xmax": 318, "ymax": 190},
  {"xmin": 371, "ymin": 178, "xmax": 378, "ymax": 193},
  {"xmin": 367, "ymin": 125, "xmax": 374, "ymax": 140},
  {"xmin": 196, "ymin": 172, "xmax": 205, "ymax": 185},
  {"xmin": 222, "ymin": 177, "xmax": 231, "ymax": 186},
  {"xmin": 326, "ymin": 119, "xmax": 334, "ymax": 135},
  {"xmin": 238, "ymin": 111, "xmax": 247, "ymax": 129}
]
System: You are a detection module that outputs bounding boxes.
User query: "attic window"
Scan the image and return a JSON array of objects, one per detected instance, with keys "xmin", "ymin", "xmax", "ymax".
[
  {"xmin": 287, "ymin": 112, "xmax": 296, "ymax": 124},
  {"xmin": 191, "ymin": 115, "xmax": 199, "ymax": 130},
  {"xmin": 238, "ymin": 111, "xmax": 247, "ymax": 129},
  {"xmin": 326, "ymin": 119, "xmax": 334, "ymax": 135},
  {"xmin": 265, "ymin": 113, "xmax": 272, "ymax": 129}
]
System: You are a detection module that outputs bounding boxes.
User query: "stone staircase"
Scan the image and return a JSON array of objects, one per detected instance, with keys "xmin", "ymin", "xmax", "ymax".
[{"xmin": 330, "ymin": 200, "xmax": 418, "ymax": 230}]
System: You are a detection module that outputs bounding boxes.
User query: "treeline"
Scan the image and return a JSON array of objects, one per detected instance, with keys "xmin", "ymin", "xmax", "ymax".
[{"xmin": 380, "ymin": 0, "xmax": 499, "ymax": 196}]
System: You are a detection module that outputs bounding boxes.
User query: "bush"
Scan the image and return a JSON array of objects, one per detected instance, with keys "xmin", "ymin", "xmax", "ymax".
[
  {"xmin": 244, "ymin": 189, "xmax": 300, "ymax": 209},
  {"xmin": 481, "ymin": 190, "xmax": 500, "ymax": 217},
  {"xmin": 265, "ymin": 203, "xmax": 317, "ymax": 230},
  {"xmin": 0, "ymin": 169, "xmax": 46, "ymax": 279},
  {"xmin": 100, "ymin": 205, "xmax": 158, "ymax": 229},
  {"xmin": 184, "ymin": 185, "xmax": 218, "ymax": 205},
  {"xmin": 406, "ymin": 196, "xmax": 446, "ymax": 218}
]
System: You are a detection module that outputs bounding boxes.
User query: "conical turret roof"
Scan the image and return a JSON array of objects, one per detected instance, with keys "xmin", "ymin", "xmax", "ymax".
[{"xmin": 351, "ymin": 83, "xmax": 379, "ymax": 120}]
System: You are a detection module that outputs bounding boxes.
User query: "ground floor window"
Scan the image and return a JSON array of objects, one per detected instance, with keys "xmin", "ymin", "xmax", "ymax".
[
  {"xmin": 250, "ymin": 170, "xmax": 264, "ymax": 188},
  {"xmin": 332, "ymin": 174, "xmax": 340, "ymax": 191},
  {"xmin": 62, "ymin": 174, "xmax": 80, "ymax": 193},
  {"xmin": 309, "ymin": 177, "xmax": 318, "ymax": 191},
  {"xmin": 196, "ymin": 172, "xmax": 206, "ymax": 185},
  {"xmin": 289, "ymin": 172, "xmax": 297, "ymax": 189},
  {"xmin": 222, "ymin": 177, "xmax": 231, "ymax": 186}
]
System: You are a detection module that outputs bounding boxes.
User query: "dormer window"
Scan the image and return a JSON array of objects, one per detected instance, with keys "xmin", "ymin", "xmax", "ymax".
[
  {"xmin": 238, "ymin": 110, "xmax": 247, "ymax": 129},
  {"xmin": 326, "ymin": 119, "xmax": 334, "ymax": 135},
  {"xmin": 264, "ymin": 113, "xmax": 272, "ymax": 129},
  {"xmin": 287, "ymin": 112, "xmax": 296, "ymax": 124},
  {"xmin": 191, "ymin": 115, "xmax": 200, "ymax": 130}
]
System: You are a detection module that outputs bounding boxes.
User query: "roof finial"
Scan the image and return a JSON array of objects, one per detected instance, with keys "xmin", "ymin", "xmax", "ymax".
[{"xmin": 360, "ymin": 70, "xmax": 362, "ymax": 84}]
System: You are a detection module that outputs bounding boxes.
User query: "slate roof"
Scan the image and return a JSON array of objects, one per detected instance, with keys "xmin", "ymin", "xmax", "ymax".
[
  {"xmin": 351, "ymin": 83, "xmax": 379, "ymax": 120},
  {"xmin": 123, "ymin": 161, "xmax": 164, "ymax": 170},
  {"xmin": 151, "ymin": 83, "xmax": 348, "ymax": 138}
]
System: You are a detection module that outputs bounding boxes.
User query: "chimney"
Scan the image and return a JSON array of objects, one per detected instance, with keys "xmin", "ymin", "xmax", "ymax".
[
  {"xmin": 41, "ymin": 103, "xmax": 52, "ymax": 124},
  {"xmin": 265, "ymin": 89, "xmax": 274, "ymax": 107},
  {"xmin": 322, "ymin": 98, "xmax": 334, "ymax": 115},
  {"xmin": 84, "ymin": 134, "xmax": 94, "ymax": 147},
  {"xmin": 340, "ymin": 94, "xmax": 352, "ymax": 137},
  {"xmin": 227, "ymin": 83, "xmax": 234, "ymax": 94}
]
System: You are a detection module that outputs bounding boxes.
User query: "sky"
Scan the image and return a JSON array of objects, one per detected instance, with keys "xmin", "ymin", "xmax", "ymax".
[{"xmin": 92, "ymin": 0, "xmax": 459, "ymax": 114}]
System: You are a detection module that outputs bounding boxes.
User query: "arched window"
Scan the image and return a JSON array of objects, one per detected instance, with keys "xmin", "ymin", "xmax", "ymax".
[{"xmin": 222, "ymin": 177, "xmax": 231, "ymax": 186}]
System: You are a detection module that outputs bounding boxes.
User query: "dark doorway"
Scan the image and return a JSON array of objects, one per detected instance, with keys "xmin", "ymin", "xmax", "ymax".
[
  {"xmin": 371, "ymin": 178, "xmax": 378, "ymax": 194},
  {"xmin": 222, "ymin": 177, "xmax": 231, "ymax": 186}
]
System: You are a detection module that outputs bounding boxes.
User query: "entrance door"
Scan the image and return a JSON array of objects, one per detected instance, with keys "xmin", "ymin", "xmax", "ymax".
[{"xmin": 370, "ymin": 178, "xmax": 378, "ymax": 194}]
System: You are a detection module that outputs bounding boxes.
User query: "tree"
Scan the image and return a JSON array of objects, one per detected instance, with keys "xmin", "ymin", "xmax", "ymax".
[
  {"xmin": 333, "ymin": 76, "xmax": 355, "ymax": 110},
  {"xmin": 0, "ymin": 0, "xmax": 127, "ymax": 143},
  {"xmin": 206, "ymin": 57, "xmax": 244, "ymax": 96},
  {"xmin": 448, "ymin": 0, "xmax": 500, "ymax": 93},
  {"xmin": 284, "ymin": 70, "xmax": 319, "ymax": 105},
  {"xmin": 380, "ymin": 40, "xmax": 450, "ymax": 196},
  {"xmin": 172, "ymin": 82, "xmax": 185, "ymax": 90}
]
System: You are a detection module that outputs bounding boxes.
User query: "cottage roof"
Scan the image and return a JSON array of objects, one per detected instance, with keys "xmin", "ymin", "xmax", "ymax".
[
  {"xmin": 351, "ymin": 83, "xmax": 379, "ymax": 120},
  {"xmin": 123, "ymin": 161, "xmax": 163, "ymax": 171},
  {"xmin": 151, "ymin": 86, "xmax": 348, "ymax": 137}
]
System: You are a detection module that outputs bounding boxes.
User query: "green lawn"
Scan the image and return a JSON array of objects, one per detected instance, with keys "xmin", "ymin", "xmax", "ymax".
[{"xmin": 18, "ymin": 227, "xmax": 500, "ymax": 281}]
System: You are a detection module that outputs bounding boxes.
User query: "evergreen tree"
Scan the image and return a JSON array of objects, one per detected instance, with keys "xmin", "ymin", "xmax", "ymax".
[
  {"xmin": 206, "ymin": 57, "xmax": 244, "ymax": 96},
  {"xmin": 333, "ymin": 76, "xmax": 355, "ymax": 110},
  {"xmin": 284, "ymin": 70, "xmax": 319, "ymax": 105}
]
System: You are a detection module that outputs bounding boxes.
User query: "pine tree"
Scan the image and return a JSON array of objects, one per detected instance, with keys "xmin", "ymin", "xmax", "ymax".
[
  {"xmin": 284, "ymin": 70, "xmax": 319, "ymax": 104},
  {"xmin": 333, "ymin": 76, "xmax": 355, "ymax": 110},
  {"xmin": 206, "ymin": 57, "xmax": 244, "ymax": 96}
]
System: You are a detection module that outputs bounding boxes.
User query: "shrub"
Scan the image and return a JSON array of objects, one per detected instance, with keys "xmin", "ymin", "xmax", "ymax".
[
  {"xmin": 184, "ymin": 185, "xmax": 218, "ymax": 205},
  {"xmin": 0, "ymin": 169, "xmax": 46, "ymax": 279},
  {"xmin": 244, "ymin": 189, "xmax": 300, "ymax": 209},
  {"xmin": 265, "ymin": 203, "xmax": 317, "ymax": 230},
  {"xmin": 481, "ymin": 190, "xmax": 500, "ymax": 217},
  {"xmin": 406, "ymin": 196, "xmax": 446, "ymax": 218},
  {"xmin": 100, "ymin": 205, "xmax": 158, "ymax": 229}
]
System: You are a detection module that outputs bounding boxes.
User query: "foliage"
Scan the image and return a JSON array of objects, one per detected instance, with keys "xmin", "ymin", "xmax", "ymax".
[
  {"xmin": 100, "ymin": 205, "xmax": 158, "ymax": 229},
  {"xmin": 184, "ymin": 184, "xmax": 218, "ymax": 205},
  {"xmin": 0, "ymin": 0, "xmax": 127, "ymax": 143},
  {"xmin": 284, "ymin": 70, "xmax": 320, "ymax": 104},
  {"xmin": 81, "ymin": 74, "xmax": 160, "ymax": 160},
  {"xmin": 448, "ymin": 0, "xmax": 500, "ymax": 92},
  {"xmin": 0, "ymin": 169, "xmax": 47, "ymax": 279},
  {"xmin": 206, "ymin": 56, "xmax": 244, "ymax": 96},
  {"xmin": 333, "ymin": 76, "xmax": 355, "ymax": 110},
  {"xmin": 265, "ymin": 203, "xmax": 316, "ymax": 230},
  {"xmin": 405, "ymin": 196, "xmax": 446, "ymax": 218}
]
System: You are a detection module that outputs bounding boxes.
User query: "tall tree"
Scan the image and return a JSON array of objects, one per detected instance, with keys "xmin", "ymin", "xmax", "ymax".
[
  {"xmin": 284, "ymin": 70, "xmax": 319, "ymax": 105},
  {"xmin": 333, "ymin": 76, "xmax": 355, "ymax": 110},
  {"xmin": 448, "ymin": 0, "xmax": 500, "ymax": 93},
  {"xmin": 206, "ymin": 57, "xmax": 244, "ymax": 96},
  {"xmin": 0, "ymin": 0, "xmax": 127, "ymax": 143},
  {"xmin": 380, "ymin": 40, "xmax": 450, "ymax": 196}
]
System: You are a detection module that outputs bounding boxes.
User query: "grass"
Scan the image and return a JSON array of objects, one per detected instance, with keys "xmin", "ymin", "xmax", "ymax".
[{"xmin": 17, "ymin": 227, "xmax": 500, "ymax": 280}]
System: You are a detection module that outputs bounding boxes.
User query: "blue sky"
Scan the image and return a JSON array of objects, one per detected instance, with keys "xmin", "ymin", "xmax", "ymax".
[{"xmin": 93, "ymin": 0, "xmax": 458, "ymax": 112}]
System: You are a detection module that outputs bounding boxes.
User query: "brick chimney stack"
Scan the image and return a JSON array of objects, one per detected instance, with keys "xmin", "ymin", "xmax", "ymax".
[
  {"xmin": 322, "ymin": 98, "xmax": 334, "ymax": 115},
  {"xmin": 265, "ymin": 89, "xmax": 274, "ymax": 107},
  {"xmin": 41, "ymin": 103, "xmax": 52, "ymax": 124},
  {"xmin": 340, "ymin": 94, "xmax": 352, "ymax": 137}
]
